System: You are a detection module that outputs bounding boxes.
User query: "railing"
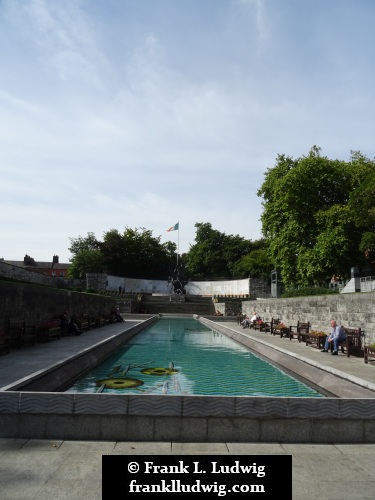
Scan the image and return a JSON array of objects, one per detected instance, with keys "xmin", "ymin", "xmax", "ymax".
[
  {"xmin": 360, "ymin": 276, "xmax": 375, "ymax": 292},
  {"xmin": 328, "ymin": 280, "xmax": 347, "ymax": 290}
]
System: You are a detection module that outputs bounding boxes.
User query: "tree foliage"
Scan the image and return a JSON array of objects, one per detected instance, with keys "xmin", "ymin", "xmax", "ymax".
[
  {"xmin": 68, "ymin": 228, "xmax": 177, "ymax": 280},
  {"xmin": 232, "ymin": 248, "xmax": 273, "ymax": 279},
  {"xmin": 185, "ymin": 222, "xmax": 268, "ymax": 278},
  {"xmin": 67, "ymin": 249, "xmax": 106, "ymax": 279},
  {"xmin": 67, "ymin": 233, "xmax": 104, "ymax": 279},
  {"xmin": 257, "ymin": 146, "xmax": 375, "ymax": 287}
]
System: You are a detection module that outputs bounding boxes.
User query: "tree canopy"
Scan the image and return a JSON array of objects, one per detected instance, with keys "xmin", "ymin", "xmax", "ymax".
[
  {"xmin": 185, "ymin": 222, "xmax": 270, "ymax": 279},
  {"xmin": 68, "ymin": 227, "xmax": 177, "ymax": 280},
  {"xmin": 67, "ymin": 223, "xmax": 270, "ymax": 282},
  {"xmin": 257, "ymin": 146, "xmax": 375, "ymax": 287}
]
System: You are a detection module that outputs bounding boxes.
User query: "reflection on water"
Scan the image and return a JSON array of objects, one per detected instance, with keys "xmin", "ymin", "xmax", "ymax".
[{"xmin": 66, "ymin": 317, "xmax": 323, "ymax": 397}]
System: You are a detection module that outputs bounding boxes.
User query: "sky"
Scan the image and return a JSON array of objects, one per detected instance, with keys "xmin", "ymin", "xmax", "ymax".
[{"xmin": 1, "ymin": 0, "xmax": 375, "ymax": 264}]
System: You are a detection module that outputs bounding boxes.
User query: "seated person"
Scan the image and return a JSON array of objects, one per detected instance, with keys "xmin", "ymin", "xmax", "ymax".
[
  {"xmin": 241, "ymin": 315, "xmax": 250, "ymax": 328},
  {"xmin": 60, "ymin": 311, "xmax": 69, "ymax": 334},
  {"xmin": 114, "ymin": 307, "xmax": 125, "ymax": 322},
  {"xmin": 69, "ymin": 314, "xmax": 82, "ymax": 336},
  {"xmin": 60, "ymin": 311, "xmax": 81, "ymax": 336},
  {"xmin": 241, "ymin": 312, "xmax": 258, "ymax": 328},
  {"xmin": 214, "ymin": 309, "xmax": 223, "ymax": 316},
  {"xmin": 321, "ymin": 320, "xmax": 346, "ymax": 355}
]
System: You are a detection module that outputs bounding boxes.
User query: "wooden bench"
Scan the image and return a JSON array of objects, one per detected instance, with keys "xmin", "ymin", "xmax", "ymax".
[
  {"xmin": 253, "ymin": 318, "xmax": 265, "ymax": 331},
  {"xmin": 364, "ymin": 344, "xmax": 375, "ymax": 364},
  {"xmin": 272, "ymin": 320, "xmax": 290, "ymax": 338},
  {"xmin": 0, "ymin": 322, "xmax": 10, "ymax": 354},
  {"xmin": 0, "ymin": 335, "xmax": 10, "ymax": 354},
  {"xmin": 88, "ymin": 315, "xmax": 98, "ymax": 329},
  {"xmin": 305, "ymin": 333, "xmax": 327, "ymax": 350},
  {"xmin": 22, "ymin": 323, "xmax": 37, "ymax": 346},
  {"xmin": 288, "ymin": 321, "xmax": 310, "ymax": 342},
  {"xmin": 77, "ymin": 317, "xmax": 90, "ymax": 332},
  {"xmin": 237, "ymin": 314, "xmax": 245, "ymax": 325},
  {"xmin": 37, "ymin": 321, "xmax": 61, "ymax": 342},
  {"xmin": 7, "ymin": 318, "xmax": 24, "ymax": 350},
  {"xmin": 263, "ymin": 318, "xmax": 280, "ymax": 334},
  {"xmin": 341, "ymin": 327, "xmax": 363, "ymax": 357},
  {"xmin": 95, "ymin": 315, "xmax": 107, "ymax": 327}
]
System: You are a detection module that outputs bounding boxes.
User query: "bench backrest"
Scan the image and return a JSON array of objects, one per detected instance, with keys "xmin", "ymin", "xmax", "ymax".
[
  {"xmin": 270, "ymin": 318, "xmax": 280, "ymax": 333},
  {"xmin": 343, "ymin": 327, "xmax": 362, "ymax": 344},
  {"xmin": 7, "ymin": 318, "xmax": 25, "ymax": 331},
  {"xmin": 343, "ymin": 327, "xmax": 362, "ymax": 356},
  {"xmin": 6, "ymin": 319, "xmax": 25, "ymax": 339},
  {"xmin": 297, "ymin": 321, "xmax": 310, "ymax": 335},
  {"xmin": 343, "ymin": 327, "xmax": 361, "ymax": 336}
]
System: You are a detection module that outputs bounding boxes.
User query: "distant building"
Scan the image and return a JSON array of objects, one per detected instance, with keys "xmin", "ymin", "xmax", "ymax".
[{"xmin": 2, "ymin": 254, "xmax": 70, "ymax": 278}]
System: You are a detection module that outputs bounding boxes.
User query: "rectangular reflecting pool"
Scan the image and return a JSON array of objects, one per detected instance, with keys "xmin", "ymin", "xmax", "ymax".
[{"xmin": 66, "ymin": 317, "xmax": 324, "ymax": 397}]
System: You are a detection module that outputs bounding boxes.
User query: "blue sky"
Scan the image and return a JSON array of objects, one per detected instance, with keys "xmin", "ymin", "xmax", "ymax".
[{"xmin": 1, "ymin": 0, "xmax": 375, "ymax": 263}]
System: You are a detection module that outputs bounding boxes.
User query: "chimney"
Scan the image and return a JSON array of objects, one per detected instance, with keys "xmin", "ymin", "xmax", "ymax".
[{"xmin": 53, "ymin": 255, "xmax": 59, "ymax": 264}]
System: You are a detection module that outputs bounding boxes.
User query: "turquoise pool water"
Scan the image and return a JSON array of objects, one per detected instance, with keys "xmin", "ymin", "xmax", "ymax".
[{"xmin": 66, "ymin": 317, "xmax": 323, "ymax": 397}]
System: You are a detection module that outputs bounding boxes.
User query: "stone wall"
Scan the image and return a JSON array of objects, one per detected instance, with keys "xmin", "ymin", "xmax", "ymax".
[
  {"xmin": 242, "ymin": 292, "xmax": 375, "ymax": 342},
  {"xmin": 0, "ymin": 281, "xmax": 116, "ymax": 324},
  {"xmin": 0, "ymin": 261, "xmax": 85, "ymax": 290},
  {"xmin": 104, "ymin": 274, "xmax": 171, "ymax": 294},
  {"xmin": 185, "ymin": 278, "xmax": 249, "ymax": 296},
  {"xmin": 0, "ymin": 261, "xmax": 59, "ymax": 287},
  {"xmin": 104, "ymin": 275, "xmax": 270, "ymax": 297},
  {"xmin": 249, "ymin": 277, "xmax": 271, "ymax": 299}
]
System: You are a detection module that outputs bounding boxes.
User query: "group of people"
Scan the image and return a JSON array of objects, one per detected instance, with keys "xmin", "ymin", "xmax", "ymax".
[
  {"xmin": 60, "ymin": 307, "xmax": 125, "ymax": 335},
  {"xmin": 240, "ymin": 313, "xmax": 347, "ymax": 356}
]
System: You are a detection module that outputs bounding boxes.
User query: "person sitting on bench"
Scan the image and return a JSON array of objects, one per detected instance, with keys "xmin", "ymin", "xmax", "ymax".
[
  {"xmin": 321, "ymin": 320, "xmax": 346, "ymax": 355},
  {"xmin": 242, "ymin": 312, "xmax": 257, "ymax": 328}
]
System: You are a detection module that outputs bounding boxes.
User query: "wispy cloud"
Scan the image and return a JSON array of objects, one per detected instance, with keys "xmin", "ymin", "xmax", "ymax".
[{"xmin": 1, "ymin": 0, "xmax": 374, "ymax": 262}]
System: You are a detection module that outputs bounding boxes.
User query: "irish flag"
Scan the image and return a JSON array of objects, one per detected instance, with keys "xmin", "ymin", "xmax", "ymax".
[{"xmin": 167, "ymin": 222, "xmax": 179, "ymax": 232}]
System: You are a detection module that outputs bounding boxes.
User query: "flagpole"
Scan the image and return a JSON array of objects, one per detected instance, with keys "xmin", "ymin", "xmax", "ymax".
[{"xmin": 167, "ymin": 222, "xmax": 180, "ymax": 267}]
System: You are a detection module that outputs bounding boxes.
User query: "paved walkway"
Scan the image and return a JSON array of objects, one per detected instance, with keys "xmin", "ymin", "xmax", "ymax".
[
  {"xmin": 1, "ymin": 318, "xmax": 375, "ymax": 499},
  {"xmin": 225, "ymin": 321, "xmax": 375, "ymax": 392}
]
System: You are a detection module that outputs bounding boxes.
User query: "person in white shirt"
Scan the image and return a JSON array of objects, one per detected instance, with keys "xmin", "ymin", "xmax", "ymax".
[{"xmin": 242, "ymin": 312, "xmax": 258, "ymax": 328}]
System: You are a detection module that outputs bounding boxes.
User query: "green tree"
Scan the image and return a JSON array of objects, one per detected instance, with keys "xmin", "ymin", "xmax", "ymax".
[
  {"xmin": 68, "ymin": 228, "xmax": 177, "ymax": 280},
  {"xmin": 257, "ymin": 146, "xmax": 374, "ymax": 287},
  {"xmin": 233, "ymin": 248, "xmax": 273, "ymax": 278},
  {"xmin": 67, "ymin": 233, "xmax": 105, "ymax": 279},
  {"xmin": 348, "ymin": 163, "xmax": 375, "ymax": 270},
  {"xmin": 109, "ymin": 227, "xmax": 177, "ymax": 279},
  {"xmin": 67, "ymin": 249, "xmax": 106, "ymax": 279},
  {"xmin": 68, "ymin": 232, "xmax": 100, "ymax": 255},
  {"xmin": 185, "ymin": 222, "xmax": 255, "ymax": 278}
]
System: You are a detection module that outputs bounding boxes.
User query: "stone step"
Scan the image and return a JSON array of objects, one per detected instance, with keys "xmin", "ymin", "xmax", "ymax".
[{"xmin": 140, "ymin": 294, "xmax": 215, "ymax": 315}]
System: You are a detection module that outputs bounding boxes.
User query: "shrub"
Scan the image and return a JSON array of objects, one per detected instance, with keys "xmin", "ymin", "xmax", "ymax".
[{"xmin": 281, "ymin": 287, "xmax": 339, "ymax": 298}]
